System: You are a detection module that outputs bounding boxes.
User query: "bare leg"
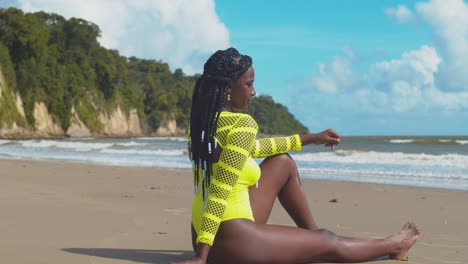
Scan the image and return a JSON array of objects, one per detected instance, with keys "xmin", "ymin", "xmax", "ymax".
[
  {"xmin": 249, "ymin": 153, "xmax": 317, "ymax": 229},
  {"xmin": 209, "ymin": 220, "xmax": 420, "ymax": 264},
  {"xmin": 203, "ymin": 153, "xmax": 421, "ymax": 263}
]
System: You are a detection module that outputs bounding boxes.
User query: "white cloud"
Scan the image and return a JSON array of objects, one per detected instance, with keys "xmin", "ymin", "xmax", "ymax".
[
  {"xmin": 385, "ymin": 5, "xmax": 416, "ymax": 23},
  {"xmin": 366, "ymin": 45, "xmax": 443, "ymax": 112},
  {"xmin": 368, "ymin": 45, "xmax": 441, "ymax": 91},
  {"xmin": 390, "ymin": 80, "xmax": 422, "ymax": 112},
  {"xmin": 428, "ymin": 88, "xmax": 468, "ymax": 111},
  {"xmin": 310, "ymin": 50, "xmax": 355, "ymax": 94},
  {"xmin": 304, "ymin": 0, "xmax": 468, "ymax": 116},
  {"xmin": 416, "ymin": 0, "xmax": 468, "ymax": 92},
  {"xmin": 17, "ymin": 0, "xmax": 230, "ymax": 74},
  {"xmin": 307, "ymin": 44, "xmax": 468, "ymax": 113}
]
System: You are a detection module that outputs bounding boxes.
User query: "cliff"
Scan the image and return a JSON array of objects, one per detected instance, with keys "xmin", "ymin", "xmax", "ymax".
[
  {"xmin": 0, "ymin": 69, "xmax": 182, "ymax": 138},
  {"xmin": 0, "ymin": 69, "xmax": 29, "ymax": 138}
]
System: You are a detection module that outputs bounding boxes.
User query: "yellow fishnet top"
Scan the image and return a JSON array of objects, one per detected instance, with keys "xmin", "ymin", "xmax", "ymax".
[{"xmin": 191, "ymin": 112, "xmax": 302, "ymax": 246}]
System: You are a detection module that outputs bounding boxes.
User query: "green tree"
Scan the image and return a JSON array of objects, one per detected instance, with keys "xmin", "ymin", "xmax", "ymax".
[
  {"xmin": 0, "ymin": 41, "xmax": 16, "ymax": 89},
  {"xmin": 0, "ymin": 7, "xmax": 308, "ymax": 136},
  {"xmin": 248, "ymin": 95, "xmax": 308, "ymax": 134}
]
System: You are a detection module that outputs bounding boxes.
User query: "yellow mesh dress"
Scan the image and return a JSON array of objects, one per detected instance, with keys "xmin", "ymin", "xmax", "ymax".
[{"xmin": 191, "ymin": 111, "xmax": 302, "ymax": 246}]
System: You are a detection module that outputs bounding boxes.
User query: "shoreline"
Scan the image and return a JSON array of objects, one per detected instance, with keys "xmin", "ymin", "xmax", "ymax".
[
  {"xmin": 1, "ymin": 155, "xmax": 467, "ymax": 193},
  {"xmin": 1, "ymin": 159, "xmax": 468, "ymax": 263}
]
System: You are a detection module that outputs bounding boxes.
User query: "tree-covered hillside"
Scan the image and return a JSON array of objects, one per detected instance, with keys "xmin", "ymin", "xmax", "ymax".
[
  {"xmin": 249, "ymin": 95, "xmax": 308, "ymax": 134},
  {"xmin": 0, "ymin": 7, "xmax": 308, "ymax": 135}
]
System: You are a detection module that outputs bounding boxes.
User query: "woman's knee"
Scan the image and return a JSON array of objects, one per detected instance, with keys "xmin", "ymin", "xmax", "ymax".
[
  {"xmin": 316, "ymin": 228, "xmax": 337, "ymax": 242},
  {"xmin": 264, "ymin": 153, "xmax": 297, "ymax": 171},
  {"xmin": 313, "ymin": 228, "xmax": 341, "ymax": 259}
]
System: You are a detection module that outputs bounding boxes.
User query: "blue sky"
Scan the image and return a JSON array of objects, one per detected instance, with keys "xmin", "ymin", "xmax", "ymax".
[{"xmin": 1, "ymin": 0, "xmax": 468, "ymax": 135}]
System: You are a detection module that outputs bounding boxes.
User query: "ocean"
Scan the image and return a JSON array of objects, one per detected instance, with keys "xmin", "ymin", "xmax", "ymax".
[{"xmin": 1, "ymin": 136, "xmax": 467, "ymax": 191}]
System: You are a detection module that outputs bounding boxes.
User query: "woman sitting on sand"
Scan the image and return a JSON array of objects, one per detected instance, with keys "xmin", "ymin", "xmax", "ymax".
[{"xmin": 176, "ymin": 47, "xmax": 420, "ymax": 264}]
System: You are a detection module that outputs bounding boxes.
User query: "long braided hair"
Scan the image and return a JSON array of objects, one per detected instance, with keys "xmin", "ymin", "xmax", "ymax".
[{"xmin": 189, "ymin": 47, "xmax": 252, "ymax": 202}]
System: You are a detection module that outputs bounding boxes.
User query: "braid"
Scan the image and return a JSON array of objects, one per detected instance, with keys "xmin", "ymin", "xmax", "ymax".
[{"xmin": 189, "ymin": 47, "xmax": 252, "ymax": 202}]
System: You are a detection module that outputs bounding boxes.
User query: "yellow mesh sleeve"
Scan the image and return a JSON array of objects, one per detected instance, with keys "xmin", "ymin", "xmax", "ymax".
[
  {"xmin": 196, "ymin": 114, "xmax": 258, "ymax": 246},
  {"xmin": 251, "ymin": 134, "xmax": 302, "ymax": 158}
]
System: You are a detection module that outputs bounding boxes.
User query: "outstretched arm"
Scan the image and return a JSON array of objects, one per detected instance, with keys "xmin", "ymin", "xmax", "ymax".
[
  {"xmin": 250, "ymin": 128, "xmax": 340, "ymax": 158},
  {"xmin": 251, "ymin": 134, "xmax": 302, "ymax": 158}
]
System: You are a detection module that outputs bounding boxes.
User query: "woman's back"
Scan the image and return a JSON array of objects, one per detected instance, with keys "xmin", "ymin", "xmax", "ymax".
[{"xmin": 191, "ymin": 111, "xmax": 260, "ymax": 245}]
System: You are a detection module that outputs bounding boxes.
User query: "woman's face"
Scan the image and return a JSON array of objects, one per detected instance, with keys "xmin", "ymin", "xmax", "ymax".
[{"xmin": 227, "ymin": 67, "xmax": 256, "ymax": 110}]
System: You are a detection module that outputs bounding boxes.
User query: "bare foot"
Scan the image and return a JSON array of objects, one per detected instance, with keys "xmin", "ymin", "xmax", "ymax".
[{"xmin": 389, "ymin": 221, "xmax": 421, "ymax": 260}]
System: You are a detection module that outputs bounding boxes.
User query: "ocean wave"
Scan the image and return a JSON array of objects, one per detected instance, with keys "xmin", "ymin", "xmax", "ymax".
[
  {"xmin": 438, "ymin": 139, "xmax": 451, "ymax": 143},
  {"xmin": 299, "ymin": 167, "xmax": 468, "ymax": 180},
  {"xmin": 100, "ymin": 148, "xmax": 186, "ymax": 156},
  {"xmin": 298, "ymin": 167, "xmax": 468, "ymax": 191},
  {"xmin": 115, "ymin": 141, "xmax": 147, "ymax": 147},
  {"xmin": 389, "ymin": 139, "xmax": 414, "ymax": 144},
  {"xmin": 0, "ymin": 140, "xmax": 11, "ymax": 145},
  {"xmin": 137, "ymin": 137, "xmax": 187, "ymax": 142},
  {"xmin": 0, "ymin": 152, "xmax": 191, "ymax": 169},
  {"xmin": 20, "ymin": 140, "xmax": 114, "ymax": 150},
  {"xmin": 292, "ymin": 150, "xmax": 468, "ymax": 169},
  {"xmin": 389, "ymin": 138, "xmax": 468, "ymax": 145}
]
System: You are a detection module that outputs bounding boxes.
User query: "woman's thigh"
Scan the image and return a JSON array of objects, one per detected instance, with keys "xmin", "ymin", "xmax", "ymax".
[
  {"xmin": 209, "ymin": 219, "xmax": 336, "ymax": 264},
  {"xmin": 249, "ymin": 154, "xmax": 298, "ymax": 223}
]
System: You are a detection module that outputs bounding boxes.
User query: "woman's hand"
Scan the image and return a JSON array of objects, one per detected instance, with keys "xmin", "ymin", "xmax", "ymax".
[
  {"xmin": 172, "ymin": 256, "xmax": 205, "ymax": 264},
  {"xmin": 173, "ymin": 243, "xmax": 209, "ymax": 264},
  {"xmin": 317, "ymin": 128, "xmax": 340, "ymax": 149},
  {"xmin": 300, "ymin": 129, "xmax": 340, "ymax": 149}
]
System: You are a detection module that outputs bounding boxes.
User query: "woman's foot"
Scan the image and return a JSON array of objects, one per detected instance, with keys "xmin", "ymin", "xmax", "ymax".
[{"xmin": 389, "ymin": 221, "xmax": 421, "ymax": 260}]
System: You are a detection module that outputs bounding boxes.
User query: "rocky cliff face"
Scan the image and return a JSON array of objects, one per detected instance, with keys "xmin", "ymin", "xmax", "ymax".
[
  {"xmin": 33, "ymin": 102, "xmax": 64, "ymax": 137},
  {"xmin": 0, "ymin": 69, "xmax": 184, "ymax": 139},
  {"xmin": 0, "ymin": 71, "xmax": 26, "ymax": 138},
  {"xmin": 98, "ymin": 107, "xmax": 143, "ymax": 137},
  {"xmin": 66, "ymin": 106, "xmax": 92, "ymax": 138},
  {"xmin": 14, "ymin": 92, "xmax": 25, "ymax": 117},
  {"xmin": 155, "ymin": 117, "xmax": 186, "ymax": 136}
]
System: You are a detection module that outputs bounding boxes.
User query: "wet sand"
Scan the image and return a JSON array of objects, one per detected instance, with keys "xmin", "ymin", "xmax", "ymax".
[{"xmin": 0, "ymin": 159, "xmax": 467, "ymax": 264}]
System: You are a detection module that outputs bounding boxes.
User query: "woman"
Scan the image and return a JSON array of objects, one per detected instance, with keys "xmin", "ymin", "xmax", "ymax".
[{"xmin": 176, "ymin": 48, "xmax": 419, "ymax": 264}]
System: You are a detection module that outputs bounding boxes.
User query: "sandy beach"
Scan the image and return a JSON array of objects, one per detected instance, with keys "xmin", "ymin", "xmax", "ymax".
[{"xmin": 1, "ymin": 159, "xmax": 467, "ymax": 264}]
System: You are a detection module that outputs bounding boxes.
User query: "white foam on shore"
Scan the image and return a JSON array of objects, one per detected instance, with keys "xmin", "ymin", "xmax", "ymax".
[
  {"xmin": 115, "ymin": 141, "xmax": 147, "ymax": 147},
  {"xmin": 389, "ymin": 138, "xmax": 468, "ymax": 145},
  {"xmin": 100, "ymin": 148, "xmax": 185, "ymax": 156},
  {"xmin": 389, "ymin": 139, "xmax": 414, "ymax": 144},
  {"xmin": 18, "ymin": 140, "xmax": 149, "ymax": 151},
  {"xmin": 298, "ymin": 167, "xmax": 468, "ymax": 191},
  {"xmin": 292, "ymin": 150, "xmax": 468, "ymax": 169},
  {"xmin": 0, "ymin": 152, "xmax": 191, "ymax": 169},
  {"xmin": 20, "ymin": 140, "xmax": 114, "ymax": 150},
  {"xmin": 299, "ymin": 167, "xmax": 468, "ymax": 180},
  {"xmin": 137, "ymin": 137, "xmax": 187, "ymax": 142}
]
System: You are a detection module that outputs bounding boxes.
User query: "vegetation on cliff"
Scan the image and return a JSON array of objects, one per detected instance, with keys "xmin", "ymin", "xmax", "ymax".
[{"xmin": 0, "ymin": 7, "xmax": 308, "ymax": 135}]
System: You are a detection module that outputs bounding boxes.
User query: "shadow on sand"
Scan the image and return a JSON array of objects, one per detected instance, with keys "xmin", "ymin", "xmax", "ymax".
[
  {"xmin": 63, "ymin": 248, "xmax": 194, "ymax": 263},
  {"xmin": 63, "ymin": 247, "xmax": 390, "ymax": 263}
]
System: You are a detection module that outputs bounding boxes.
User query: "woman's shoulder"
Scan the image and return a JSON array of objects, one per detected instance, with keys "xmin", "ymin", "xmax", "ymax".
[{"xmin": 220, "ymin": 112, "xmax": 258, "ymax": 129}]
